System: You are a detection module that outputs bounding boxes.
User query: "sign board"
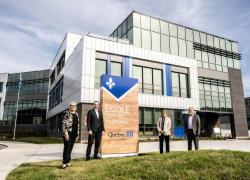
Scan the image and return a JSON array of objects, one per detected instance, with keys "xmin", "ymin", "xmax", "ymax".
[{"xmin": 100, "ymin": 75, "xmax": 139, "ymax": 157}]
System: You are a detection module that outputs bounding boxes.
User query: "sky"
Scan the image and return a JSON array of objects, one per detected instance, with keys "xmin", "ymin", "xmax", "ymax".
[{"xmin": 0, "ymin": 0, "xmax": 249, "ymax": 96}]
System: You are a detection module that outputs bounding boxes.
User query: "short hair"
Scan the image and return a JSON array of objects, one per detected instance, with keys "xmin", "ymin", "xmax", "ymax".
[
  {"xmin": 162, "ymin": 109, "xmax": 168, "ymax": 115},
  {"xmin": 94, "ymin": 101, "xmax": 99, "ymax": 104},
  {"xmin": 69, "ymin": 101, "xmax": 77, "ymax": 106}
]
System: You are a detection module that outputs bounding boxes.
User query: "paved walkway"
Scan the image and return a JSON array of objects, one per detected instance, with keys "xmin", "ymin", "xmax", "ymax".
[{"xmin": 0, "ymin": 140, "xmax": 250, "ymax": 180}]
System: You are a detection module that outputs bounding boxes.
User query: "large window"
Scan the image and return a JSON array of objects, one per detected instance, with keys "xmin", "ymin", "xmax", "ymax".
[
  {"xmin": 133, "ymin": 65, "xmax": 163, "ymax": 95},
  {"xmin": 111, "ymin": 62, "xmax": 122, "ymax": 76},
  {"xmin": 151, "ymin": 32, "xmax": 160, "ymax": 51},
  {"xmin": 95, "ymin": 59, "xmax": 107, "ymax": 88},
  {"xmin": 172, "ymin": 72, "xmax": 189, "ymax": 98},
  {"xmin": 199, "ymin": 77, "xmax": 232, "ymax": 112},
  {"xmin": 170, "ymin": 37, "xmax": 178, "ymax": 55},
  {"xmin": 49, "ymin": 77, "xmax": 63, "ymax": 110},
  {"xmin": 141, "ymin": 29, "xmax": 151, "ymax": 49}
]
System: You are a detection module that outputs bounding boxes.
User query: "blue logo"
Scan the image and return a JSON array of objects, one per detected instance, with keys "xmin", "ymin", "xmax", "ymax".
[{"xmin": 100, "ymin": 75, "xmax": 138, "ymax": 101}]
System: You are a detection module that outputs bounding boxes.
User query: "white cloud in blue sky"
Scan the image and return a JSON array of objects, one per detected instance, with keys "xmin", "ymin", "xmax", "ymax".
[{"xmin": 0, "ymin": 0, "xmax": 249, "ymax": 96}]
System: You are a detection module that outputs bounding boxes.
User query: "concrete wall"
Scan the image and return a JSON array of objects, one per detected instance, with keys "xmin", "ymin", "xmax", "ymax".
[{"xmin": 228, "ymin": 68, "xmax": 249, "ymax": 137}]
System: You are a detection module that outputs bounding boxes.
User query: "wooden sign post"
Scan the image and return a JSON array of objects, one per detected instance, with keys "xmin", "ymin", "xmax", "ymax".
[{"xmin": 100, "ymin": 75, "xmax": 139, "ymax": 157}]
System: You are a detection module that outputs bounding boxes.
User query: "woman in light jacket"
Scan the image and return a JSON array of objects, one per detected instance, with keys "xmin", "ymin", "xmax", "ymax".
[
  {"xmin": 157, "ymin": 109, "xmax": 171, "ymax": 153},
  {"xmin": 62, "ymin": 101, "xmax": 80, "ymax": 168}
]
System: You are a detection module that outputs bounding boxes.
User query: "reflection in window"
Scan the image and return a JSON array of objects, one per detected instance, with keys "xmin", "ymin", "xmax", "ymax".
[
  {"xmin": 141, "ymin": 29, "xmax": 151, "ymax": 49},
  {"xmin": 151, "ymin": 32, "xmax": 160, "ymax": 51},
  {"xmin": 160, "ymin": 21, "xmax": 169, "ymax": 35},
  {"xmin": 172, "ymin": 72, "xmax": 189, "ymax": 98},
  {"xmin": 141, "ymin": 15, "xmax": 150, "ymax": 30},
  {"xmin": 95, "ymin": 59, "xmax": 107, "ymax": 88},
  {"xmin": 170, "ymin": 37, "xmax": 178, "ymax": 55},
  {"xmin": 178, "ymin": 39, "xmax": 186, "ymax": 57},
  {"xmin": 151, "ymin": 18, "xmax": 160, "ymax": 32},
  {"xmin": 111, "ymin": 62, "xmax": 122, "ymax": 76},
  {"xmin": 161, "ymin": 34, "xmax": 170, "ymax": 53},
  {"xmin": 133, "ymin": 27, "xmax": 141, "ymax": 48},
  {"xmin": 169, "ymin": 23, "xmax": 177, "ymax": 37}
]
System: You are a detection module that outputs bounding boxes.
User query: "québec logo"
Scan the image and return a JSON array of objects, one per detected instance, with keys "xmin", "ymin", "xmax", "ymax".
[{"xmin": 100, "ymin": 75, "xmax": 138, "ymax": 101}]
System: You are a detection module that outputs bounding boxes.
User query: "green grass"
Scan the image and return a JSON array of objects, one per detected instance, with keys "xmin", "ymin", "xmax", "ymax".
[
  {"xmin": 7, "ymin": 150, "xmax": 250, "ymax": 180},
  {"xmin": 0, "ymin": 136, "xmax": 63, "ymax": 144}
]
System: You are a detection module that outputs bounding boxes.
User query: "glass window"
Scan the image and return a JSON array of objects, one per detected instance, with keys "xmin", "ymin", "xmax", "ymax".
[
  {"xmin": 185, "ymin": 29, "xmax": 193, "ymax": 42},
  {"xmin": 178, "ymin": 26, "xmax": 185, "ymax": 39},
  {"xmin": 232, "ymin": 42, "xmax": 239, "ymax": 53},
  {"xmin": 161, "ymin": 34, "xmax": 170, "ymax": 53},
  {"xmin": 220, "ymin": 38, "xmax": 226, "ymax": 50},
  {"xmin": 180, "ymin": 74, "xmax": 188, "ymax": 98},
  {"xmin": 141, "ymin": 29, "xmax": 151, "ymax": 49},
  {"xmin": 118, "ymin": 25, "xmax": 122, "ymax": 38},
  {"xmin": 214, "ymin": 37, "xmax": 220, "ymax": 49},
  {"xmin": 127, "ymin": 14, "xmax": 133, "ymax": 30},
  {"xmin": 200, "ymin": 32, "xmax": 207, "ymax": 45},
  {"xmin": 111, "ymin": 62, "xmax": 122, "ymax": 76},
  {"xmin": 172, "ymin": 72, "xmax": 179, "ymax": 97},
  {"xmin": 151, "ymin": 32, "xmax": 160, "ymax": 51},
  {"xmin": 133, "ymin": 66, "xmax": 142, "ymax": 92},
  {"xmin": 95, "ymin": 59, "xmax": 107, "ymax": 88},
  {"xmin": 203, "ymin": 62, "xmax": 209, "ymax": 69},
  {"xmin": 144, "ymin": 108, "xmax": 153, "ymax": 124},
  {"xmin": 178, "ymin": 39, "xmax": 186, "ymax": 57},
  {"xmin": 0, "ymin": 82, "xmax": 3, "ymax": 92},
  {"xmin": 170, "ymin": 36, "xmax": 178, "ymax": 55},
  {"xmin": 122, "ymin": 20, "xmax": 127, "ymax": 36},
  {"xmin": 195, "ymin": 50, "xmax": 201, "ymax": 60},
  {"xmin": 227, "ymin": 58, "xmax": 233, "ymax": 68},
  {"xmin": 169, "ymin": 23, "xmax": 177, "ymax": 37},
  {"xmin": 233, "ymin": 59, "xmax": 240, "ymax": 69},
  {"xmin": 153, "ymin": 69, "xmax": 162, "ymax": 95},
  {"xmin": 215, "ymin": 55, "xmax": 222, "ymax": 65},
  {"xmin": 207, "ymin": 35, "xmax": 213, "ymax": 47},
  {"xmin": 226, "ymin": 40, "xmax": 232, "ymax": 51},
  {"xmin": 143, "ymin": 67, "xmax": 153, "ymax": 94},
  {"xmin": 133, "ymin": 12, "xmax": 140, "ymax": 27},
  {"xmin": 141, "ymin": 15, "xmax": 150, "ymax": 30},
  {"xmin": 222, "ymin": 56, "xmax": 227, "ymax": 66},
  {"xmin": 127, "ymin": 28, "xmax": 133, "ymax": 44},
  {"xmin": 160, "ymin": 21, "xmax": 169, "ymax": 35},
  {"xmin": 193, "ymin": 30, "xmax": 200, "ymax": 43},
  {"xmin": 202, "ymin": 52, "xmax": 208, "ymax": 62},
  {"xmin": 151, "ymin": 18, "xmax": 160, "ymax": 32},
  {"xmin": 208, "ymin": 53, "xmax": 215, "ymax": 64},
  {"xmin": 186, "ymin": 41, "xmax": 194, "ymax": 59},
  {"xmin": 133, "ymin": 27, "xmax": 141, "ymax": 48}
]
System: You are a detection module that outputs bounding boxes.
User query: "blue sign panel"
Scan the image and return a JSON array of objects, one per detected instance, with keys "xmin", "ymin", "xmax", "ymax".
[{"xmin": 100, "ymin": 75, "xmax": 138, "ymax": 101}]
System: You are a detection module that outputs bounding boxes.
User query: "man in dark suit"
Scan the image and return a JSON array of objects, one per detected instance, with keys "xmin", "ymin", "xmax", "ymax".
[
  {"xmin": 86, "ymin": 101, "xmax": 105, "ymax": 160},
  {"xmin": 184, "ymin": 107, "xmax": 201, "ymax": 151}
]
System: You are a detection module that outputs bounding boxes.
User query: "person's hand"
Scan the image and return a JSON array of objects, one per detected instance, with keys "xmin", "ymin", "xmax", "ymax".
[
  {"xmin": 88, "ymin": 130, "xmax": 93, "ymax": 135},
  {"xmin": 102, "ymin": 131, "xmax": 105, "ymax": 135},
  {"xmin": 65, "ymin": 134, "xmax": 69, "ymax": 141},
  {"xmin": 75, "ymin": 136, "xmax": 79, "ymax": 142}
]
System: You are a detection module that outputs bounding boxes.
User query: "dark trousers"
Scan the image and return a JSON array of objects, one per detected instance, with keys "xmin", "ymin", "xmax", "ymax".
[
  {"xmin": 86, "ymin": 132, "xmax": 102, "ymax": 158},
  {"xmin": 187, "ymin": 129, "xmax": 199, "ymax": 151},
  {"xmin": 63, "ymin": 134, "xmax": 77, "ymax": 164},
  {"xmin": 159, "ymin": 134, "xmax": 170, "ymax": 153}
]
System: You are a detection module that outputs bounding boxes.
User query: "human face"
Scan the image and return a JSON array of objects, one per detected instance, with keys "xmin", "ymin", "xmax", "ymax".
[
  {"xmin": 189, "ymin": 107, "xmax": 194, "ymax": 115},
  {"xmin": 162, "ymin": 112, "xmax": 168, "ymax": 118},
  {"xmin": 69, "ymin": 105, "xmax": 77, "ymax": 112},
  {"xmin": 94, "ymin": 102, "xmax": 99, "ymax": 110}
]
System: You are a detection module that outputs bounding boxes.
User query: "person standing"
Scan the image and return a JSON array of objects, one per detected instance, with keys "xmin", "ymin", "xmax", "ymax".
[
  {"xmin": 184, "ymin": 107, "xmax": 201, "ymax": 151},
  {"xmin": 86, "ymin": 101, "xmax": 105, "ymax": 160},
  {"xmin": 157, "ymin": 110, "xmax": 171, "ymax": 153},
  {"xmin": 62, "ymin": 101, "xmax": 80, "ymax": 168}
]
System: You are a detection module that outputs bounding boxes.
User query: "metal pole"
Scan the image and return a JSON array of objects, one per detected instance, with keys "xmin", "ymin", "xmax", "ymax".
[{"xmin": 13, "ymin": 73, "xmax": 21, "ymax": 140}]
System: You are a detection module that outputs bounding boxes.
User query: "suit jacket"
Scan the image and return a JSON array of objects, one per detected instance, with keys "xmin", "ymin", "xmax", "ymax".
[
  {"xmin": 184, "ymin": 114, "xmax": 201, "ymax": 136},
  {"xmin": 157, "ymin": 117, "xmax": 171, "ymax": 136},
  {"xmin": 87, "ymin": 109, "xmax": 105, "ymax": 133}
]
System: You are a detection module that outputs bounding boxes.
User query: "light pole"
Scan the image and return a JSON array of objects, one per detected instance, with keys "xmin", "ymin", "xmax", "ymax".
[{"xmin": 13, "ymin": 73, "xmax": 22, "ymax": 140}]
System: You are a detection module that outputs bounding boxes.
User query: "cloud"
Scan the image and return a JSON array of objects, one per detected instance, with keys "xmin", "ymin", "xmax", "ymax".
[{"xmin": 0, "ymin": 0, "xmax": 249, "ymax": 96}]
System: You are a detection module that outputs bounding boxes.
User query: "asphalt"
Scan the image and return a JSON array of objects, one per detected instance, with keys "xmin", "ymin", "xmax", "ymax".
[{"xmin": 0, "ymin": 140, "xmax": 250, "ymax": 180}]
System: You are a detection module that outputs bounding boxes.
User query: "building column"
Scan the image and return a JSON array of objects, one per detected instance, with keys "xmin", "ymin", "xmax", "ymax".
[{"xmin": 228, "ymin": 68, "xmax": 249, "ymax": 138}]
